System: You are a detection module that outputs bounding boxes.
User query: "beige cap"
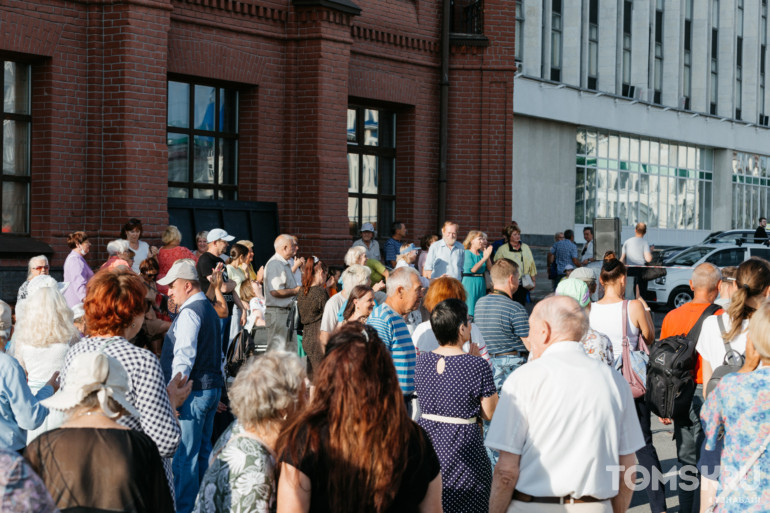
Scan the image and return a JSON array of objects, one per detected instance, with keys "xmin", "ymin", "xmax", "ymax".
[{"xmin": 157, "ymin": 259, "xmax": 198, "ymax": 286}]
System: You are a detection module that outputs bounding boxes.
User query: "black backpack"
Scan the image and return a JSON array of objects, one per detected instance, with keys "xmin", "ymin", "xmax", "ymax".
[
  {"xmin": 225, "ymin": 328, "xmax": 257, "ymax": 378},
  {"xmin": 645, "ymin": 304, "xmax": 720, "ymax": 419},
  {"xmin": 704, "ymin": 315, "xmax": 745, "ymax": 397}
]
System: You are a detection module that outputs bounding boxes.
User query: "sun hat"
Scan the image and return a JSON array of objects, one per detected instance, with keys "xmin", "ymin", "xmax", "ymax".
[
  {"xmin": 570, "ymin": 267, "xmax": 597, "ymax": 284},
  {"xmin": 0, "ymin": 300, "xmax": 11, "ymax": 340},
  {"xmin": 157, "ymin": 259, "xmax": 198, "ymax": 286},
  {"xmin": 361, "ymin": 222, "xmax": 375, "ymax": 233},
  {"xmin": 400, "ymin": 243, "xmax": 418, "ymax": 255},
  {"xmin": 42, "ymin": 352, "xmax": 140, "ymax": 419},
  {"xmin": 206, "ymin": 228, "xmax": 235, "ymax": 243},
  {"xmin": 555, "ymin": 278, "xmax": 591, "ymax": 308}
]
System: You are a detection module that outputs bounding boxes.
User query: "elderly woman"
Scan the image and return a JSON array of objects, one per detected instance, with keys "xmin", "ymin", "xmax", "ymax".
[
  {"xmin": 194, "ymin": 352, "xmax": 306, "ymax": 513},
  {"xmin": 277, "ymin": 323, "xmax": 442, "ymax": 512},
  {"xmin": 158, "ymin": 225, "xmax": 197, "ymax": 293},
  {"xmin": 13, "ymin": 284, "xmax": 80, "ymax": 442},
  {"xmin": 345, "ymin": 245, "xmax": 389, "ymax": 286},
  {"xmin": 16, "ymin": 255, "xmax": 50, "ymax": 304},
  {"xmin": 121, "ymin": 217, "xmax": 158, "ymax": 273},
  {"xmin": 493, "ymin": 224, "xmax": 537, "ymax": 306},
  {"xmin": 101, "ymin": 239, "xmax": 135, "ymax": 271},
  {"xmin": 194, "ymin": 230, "xmax": 210, "ymax": 259},
  {"xmin": 63, "ymin": 231, "xmax": 94, "ymax": 308},
  {"xmin": 699, "ymin": 302, "xmax": 770, "ymax": 513},
  {"xmin": 25, "ymin": 351, "xmax": 174, "ymax": 513}
]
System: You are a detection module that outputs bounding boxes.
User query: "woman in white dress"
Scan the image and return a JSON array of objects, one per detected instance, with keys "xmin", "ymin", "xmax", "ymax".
[
  {"xmin": 121, "ymin": 218, "xmax": 158, "ymax": 274},
  {"xmin": 13, "ymin": 284, "xmax": 80, "ymax": 442}
]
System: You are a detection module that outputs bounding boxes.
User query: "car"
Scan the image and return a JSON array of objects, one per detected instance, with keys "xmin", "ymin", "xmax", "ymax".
[
  {"xmin": 660, "ymin": 230, "xmax": 767, "ymax": 260},
  {"xmin": 646, "ymin": 243, "xmax": 770, "ymax": 308}
]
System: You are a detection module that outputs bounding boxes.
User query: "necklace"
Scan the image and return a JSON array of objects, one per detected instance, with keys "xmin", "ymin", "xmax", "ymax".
[{"xmin": 77, "ymin": 410, "xmax": 107, "ymax": 418}]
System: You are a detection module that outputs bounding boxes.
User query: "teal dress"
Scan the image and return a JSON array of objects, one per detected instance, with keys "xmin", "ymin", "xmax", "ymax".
[{"xmin": 462, "ymin": 250, "xmax": 486, "ymax": 316}]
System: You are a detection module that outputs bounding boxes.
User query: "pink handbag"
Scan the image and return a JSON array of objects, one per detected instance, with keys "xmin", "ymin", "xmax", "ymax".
[{"xmin": 620, "ymin": 300, "xmax": 650, "ymax": 399}]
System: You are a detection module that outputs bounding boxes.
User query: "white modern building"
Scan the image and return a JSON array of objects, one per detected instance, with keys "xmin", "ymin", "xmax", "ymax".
[{"xmin": 513, "ymin": 0, "xmax": 770, "ymax": 246}]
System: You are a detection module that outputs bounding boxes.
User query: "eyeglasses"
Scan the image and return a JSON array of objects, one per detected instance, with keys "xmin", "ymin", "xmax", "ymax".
[
  {"xmin": 143, "ymin": 272, "xmax": 158, "ymax": 278},
  {"xmin": 33, "ymin": 265, "xmax": 50, "ymax": 271}
]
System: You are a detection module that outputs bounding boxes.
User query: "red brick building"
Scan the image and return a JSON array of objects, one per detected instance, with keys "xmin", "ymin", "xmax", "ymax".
[{"xmin": 0, "ymin": 0, "xmax": 514, "ymax": 291}]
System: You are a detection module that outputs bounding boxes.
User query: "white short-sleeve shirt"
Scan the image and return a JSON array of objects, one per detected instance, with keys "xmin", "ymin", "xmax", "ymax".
[
  {"xmin": 695, "ymin": 313, "xmax": 748, "ymax": 370},
  {"xmin": 485, "ymin": 342, "xmax": 644, "ymax": 499}
]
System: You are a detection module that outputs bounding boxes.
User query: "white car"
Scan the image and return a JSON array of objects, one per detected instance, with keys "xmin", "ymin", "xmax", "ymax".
[{"xmin": 646, "ymin": 243, "xmax": 770, "ymax": 308}]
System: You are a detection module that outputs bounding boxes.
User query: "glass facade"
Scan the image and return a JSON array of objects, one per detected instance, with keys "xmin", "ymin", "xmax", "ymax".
[
  {"xmin": 731, "ymin": 152, "xmax": 770, "ymax": 229},
  {"xmin": 576, "ymin": 129, "xmax": 713, "ymax": 231},
  {"xmin": 2, "ymin": 61, "xmax": 30, "ymax": 234}
]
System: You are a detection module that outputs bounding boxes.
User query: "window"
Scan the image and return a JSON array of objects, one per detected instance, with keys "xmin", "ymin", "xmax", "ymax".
[
  {"xmin": 731, "ymin": 152, "xmax": 770, "ymax": 229},
  {"xmin": 347, "ymin": 106, "xmax": 396, "ymax": 238},
  {"xmin": 710, "ymin": 0, "xmax": 719, "ymax": 115},
  {"xmin": 550, "ymin": 0, "xmax": 562, "ymax": 81},
  {"xmin": 515, "ymin": 0, "xmax": 524, "ymax": 62},
  {"xmin": 706, "ymin": 248, "xmax": 746, "ymax": 267},
  {"xmin": 2, "ymin": 61, "xmax": 31, "ymax": 234},
  {"xmin": 621, "ymin": 1, "xmax": 633, "ymax": 97},
  {"xmin": 683, "ymin": 0, "xmax": 693, "ymax": 109},
  {"xmin": 575, "ymin": 129, "xmax": 713, "ymax": 231},
  {"xmin": 736, "ymin": 0, "xmax": 743, "ymax": 119},
  {"xmin": 167, "ymin": 80, "xmax": 239, "ymax": 200},
  {"xmin": 587, "ymin": 0, "xmax": 598, "ymax": 90},
  {"xmin": 451, "ymin": 0, "xmax": 484, "ymax": 35},
  {"xmin": 760, "ymin": 0, "xmax": 767, "ymax": 124},
  {"xmin": 653, "ymin": 0, "xmax": 663, "ymax": 104}
]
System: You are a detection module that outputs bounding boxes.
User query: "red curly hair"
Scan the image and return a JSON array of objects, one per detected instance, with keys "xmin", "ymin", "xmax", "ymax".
[
  {"xmin": 422, "ymin": 275, "xmax": 467, "ymax": 313},
  {"xmin": 84, "ymin": 270, "xmax": 146, "ymax": 336}
]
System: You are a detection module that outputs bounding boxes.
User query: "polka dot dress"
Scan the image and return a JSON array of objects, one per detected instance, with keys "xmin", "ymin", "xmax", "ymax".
[{"xmin": 415, "ymin": 352, "xmax": 496, "ymax": 513}]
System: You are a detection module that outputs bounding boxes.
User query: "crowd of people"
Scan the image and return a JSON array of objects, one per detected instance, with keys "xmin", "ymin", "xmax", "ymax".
[{"xmin": 0, "ymin": 218, "xmax": 767, "ymax": 513}]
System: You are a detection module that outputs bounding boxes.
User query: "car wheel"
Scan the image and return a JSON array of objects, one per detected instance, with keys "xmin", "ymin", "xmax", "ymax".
[{"xmin": 668, "ymin": 286, "xmax": 694, "ymax": 309}]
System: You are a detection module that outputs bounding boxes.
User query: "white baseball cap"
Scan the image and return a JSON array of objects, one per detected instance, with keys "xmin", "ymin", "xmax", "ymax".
[
  {"xmin": 206, "ymin": 228, "xmax": 235, "ymax": 243},
  {"xmin": 157, "ymin": 259, "xmax": 199, "ymax": 286}
]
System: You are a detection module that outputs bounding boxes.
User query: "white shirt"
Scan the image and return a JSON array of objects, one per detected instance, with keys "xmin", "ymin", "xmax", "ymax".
[
  {"xmin": 621, "ymin": 236, "xmax": 650, "ymax": 266},
  {"xmin": 412, "ymin": 320, "xmax": 490, "ymax": 363},
  {"xmin": 589, "ymin": 301, "xmax": 640, "ymax": 360},
  {"xmin": 264, "ymin": 253, "xmax": 297, "ymax": 308},
  {"xmin": 695, "ymin": 313, "xmax": 748, "ymax": 370},
  {"xmin": 320, "ymin": 292, "xmax": 347, "ymax": 334},
  {"xmin": 485, "ymin": 342, "xmax": 644, "ymax": 499},
  {"xmin": 129, "ymin": 240, "xmax": 150, "ymax": 274},
  {"xmin": 581, "ymin": 240, "xmax": 594, "ymax": 262}
]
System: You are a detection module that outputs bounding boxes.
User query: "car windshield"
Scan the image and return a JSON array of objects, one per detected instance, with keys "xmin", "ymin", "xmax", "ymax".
[
  {"xmin": 704, "ymin": 231, "xmax": 753, "ymax": 244},
  {"xmin": 666, "ymin": 246, "xmax": 714, "ymax": 266}
]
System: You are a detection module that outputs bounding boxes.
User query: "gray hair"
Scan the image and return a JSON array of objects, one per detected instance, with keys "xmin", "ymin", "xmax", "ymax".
[
  {"xmin": 386, "ymin": 266, "xmax": 419, "ymax": 296},
  {"xmin": 273, "ymin": 234, "xmax": 294, "ymax": 251},
  {"xmin": 26, "ymin": 255, "xmax": 49, "ymax": 278},
  {"xmin": 344, "ymin": 246, "xmax": 367, "ymax": 267},
  {"xmin": 341, "ymin": 264, "xmax": 371, "ymax": 292},
  {"xmin": 106, "ymin": 239, "xmax": 131, "ymax": 256},
  {"xmin": 533, "ymin": 295, "xmax": 589, "ymax": 342},
  {"xmin": 229, "ymin": 351, "xmax": 306, "ymax": 428},
  {"xmin": 691, "ymin": 262, "xmax": 722, "ymax": 291}
]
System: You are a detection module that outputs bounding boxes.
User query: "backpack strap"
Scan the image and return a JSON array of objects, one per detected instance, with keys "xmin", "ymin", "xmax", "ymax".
[
  {"xmin": 685, "ymin": 303, "xmax": 721, "ymax": 343},
  {"xmin": 716, "ymin": 314, "xmax": 734, "ymax": 354}
]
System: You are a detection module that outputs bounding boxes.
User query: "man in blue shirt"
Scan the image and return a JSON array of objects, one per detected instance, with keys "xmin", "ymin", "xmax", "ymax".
[
  {"xmin": 423, "ymin": 221, "xmax": 464, "ymax": 281},
  {"xmin": 548, "ymin": 229, "xmax": 580, "ymax": 290},
  {"xmin": 384, "ymin": 221, "xmax": 407, "ymax": 268},
  {"xmin": 159, "ymin": 259, "xmax": 224, "ymax": 513}
]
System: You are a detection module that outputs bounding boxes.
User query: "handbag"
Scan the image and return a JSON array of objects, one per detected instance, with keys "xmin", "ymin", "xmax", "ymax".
[
  {"xmin": 521, "ymin": 274, "xmax": 535, "ymax": 290},
  {"xmin": 614, "ymin": 300, "xmax": 649, "ymax": 399}
]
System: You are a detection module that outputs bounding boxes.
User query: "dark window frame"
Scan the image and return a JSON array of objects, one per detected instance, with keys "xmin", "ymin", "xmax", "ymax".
[
  {"xmin": 166, "ymin": 76, "xmax": 240, "ymax": 201},
  {"xmin": 1, "ymin": 60, "xmax": 31, "ymax": 235}
]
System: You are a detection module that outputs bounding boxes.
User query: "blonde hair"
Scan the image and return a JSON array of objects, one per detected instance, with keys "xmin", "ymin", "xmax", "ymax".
[
  {"xmin": 748, "ymin": 300, "xmax": 770, "ymax": 359},
  {"xmin": 14, "ymin": 287, "xmax": 80, "ymax": 349},
  {"xmin": 161, "ymin": 225, "xmax": 182, "ymax": 246},
  {"xmin": 725, "ymin": 258, "xmax": 770, "ymax": 341},
  {"xmin": 462, "ymin": 230, "xmax": 487, "ymax": 249},
  {"xmin": 230, "ymin": 351, "xmax": 305, "ymax": 429},
  {"xmin": 344, "ymin": 246, "xmax": 367, "ymax": 267}
]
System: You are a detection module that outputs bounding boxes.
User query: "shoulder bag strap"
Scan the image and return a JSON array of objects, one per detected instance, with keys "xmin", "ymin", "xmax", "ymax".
[
  {"xmin": 686, "ymin": 304, "xmax": 721, "ymax": 343},
  {"xmin": 716, "ymin": 315, "xmax": 734, "ymax": 353},
  {"xmin": 708, "ymin": 430, "xmax": 770, "ymax": 512},
  {"xmin": 621, "ymin": 300, "xmax": 629, "ymax": 348}
]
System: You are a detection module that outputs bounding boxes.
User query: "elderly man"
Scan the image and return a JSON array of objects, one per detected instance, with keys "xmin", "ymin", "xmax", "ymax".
[
  {"xmin": 423, "ymin": 221, "xmax": 464, "ymax": 281},
  {"xmin": 264, "ymin": 234, "xmax": 301, "ymax": 352},
  {"xmin": 352, "ymin": 222, "xmax": 381, "ymax": 261},
  {"xmin": 367, "ymin": 267, "xmax": 423, "ymax": 408},
  {"xmin": 487, "ymin": 296, "xmax": 643, "ymax": 513},
  {"xmin": 159, "ymin": 259, "xmax": 224, "ymax": 513},
  {"xmin": 658, "ymin": 263, "xmax": 722, "ymax": 513},
  {"xmin": 384, "ymin": 221, "xmax": 407, "ymax": 268}
]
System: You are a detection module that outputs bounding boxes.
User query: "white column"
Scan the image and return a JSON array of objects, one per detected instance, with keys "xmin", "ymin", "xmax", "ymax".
[
  {"xmin": 691, "ymin": 0, "xmax": 710, "ymax": 112},
  {"xmin": 631, "ymin": 0, "xmax": 651, "ymax": 98},
  {"xmin": 717, "ymin": 0, "xmax": 736, "ymax": 118},
  {"xmin": 742, "ymin": 0, "xmax": 761, "ymax": 122},
  {"xmin": 662, "ymin": 0, "xmax": 683, "ymax": 107},
  {"xmin": 521, "ymin": 0, "xmax": 543, "ymax": 77},
  {"xmin": 597, "ymin": 0, "xmax": 618, "ymax": 92},
  {"xmin": 561, "ymin": 0, "xmax": 582, "ymax": 86}
]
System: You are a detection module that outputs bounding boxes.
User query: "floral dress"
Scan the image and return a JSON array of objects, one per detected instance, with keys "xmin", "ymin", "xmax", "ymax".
[
  {"xmin": 700, "ymin": 367, "xmax": 770, "ymax": 512},
  {"xmin": 193, "ymin": 421, "xmax": 276, "ymax": 513},
  {"xmin": 0, "ymin": 449, "xmax": 58, "ymax": 513}
]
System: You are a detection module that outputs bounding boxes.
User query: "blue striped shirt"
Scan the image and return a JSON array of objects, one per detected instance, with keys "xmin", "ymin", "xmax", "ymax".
[
  {"xmin": 367, "ymin": 303, "xmax": 416, "ymax": 395},
  {"xmin": 474, "ymin": 292, "xmax": 530, "ymax": 355}
]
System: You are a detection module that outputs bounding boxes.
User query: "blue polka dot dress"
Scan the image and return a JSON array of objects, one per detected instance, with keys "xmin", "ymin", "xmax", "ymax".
[{"xmin": 415, "ymin": 352, "xmax": 496, "ymax": 513}]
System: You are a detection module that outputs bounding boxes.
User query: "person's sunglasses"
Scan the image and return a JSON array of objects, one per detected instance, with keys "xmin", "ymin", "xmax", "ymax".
[
  {"xmin": 143, "ymin": 272, "xmax": 158, "ymax": 278},
  {"xmin": 33, "ymin": 265, "xmax": 50, "ymax": 271}
]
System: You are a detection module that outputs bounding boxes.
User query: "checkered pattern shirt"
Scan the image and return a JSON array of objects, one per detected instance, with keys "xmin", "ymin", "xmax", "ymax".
[{"xmin": 62, "ymin": 336, "xmax": 181, "ymax": 493}]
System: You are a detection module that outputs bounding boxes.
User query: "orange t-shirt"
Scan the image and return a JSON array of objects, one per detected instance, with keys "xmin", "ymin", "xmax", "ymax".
[{"xmin": 659, "ymin": 302, "xmax": 723, "ymax": 384}]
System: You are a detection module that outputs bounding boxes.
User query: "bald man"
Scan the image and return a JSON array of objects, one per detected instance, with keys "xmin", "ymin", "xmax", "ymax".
[
  {"xmin": 658, "ymin": 262, "xmax": 722, "ymax": 513},
  {"xmin": 487, "ymin": 296, "xmax": 643, "ymax": 513},
  {"xmin": 264, "ymin": 234, "xmax": 301, "ymax": 352}
]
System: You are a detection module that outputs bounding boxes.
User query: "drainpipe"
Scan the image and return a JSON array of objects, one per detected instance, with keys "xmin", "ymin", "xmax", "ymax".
[{"xmin": 437, "ymin": 0, "xmax": 451, "ymax": 233}]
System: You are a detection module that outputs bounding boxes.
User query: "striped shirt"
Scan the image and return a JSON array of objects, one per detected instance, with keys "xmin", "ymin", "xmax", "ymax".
[
  {"xmin": 474, "ymin": 291, "xmax": 530, "ymax": 355},
  {"xmin": 367, "ymin": 303, "xmax": 417, "ymax": 395}
]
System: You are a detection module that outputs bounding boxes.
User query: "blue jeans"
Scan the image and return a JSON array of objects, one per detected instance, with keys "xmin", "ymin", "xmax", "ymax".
[
  {"xmin": 484, "ymin": 354, "xmax": 527, "ymax": 468},
  {"xmin": 173, "ymin": 387, "xmax": 222, "ymax": 513}
]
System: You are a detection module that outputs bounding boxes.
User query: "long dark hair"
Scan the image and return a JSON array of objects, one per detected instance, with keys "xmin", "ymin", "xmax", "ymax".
[
  {"xmin": 600, "ymin": 251, "xmax": 626, "ymax": 285},
  {"xmin": 120, "ymin": 218, "xmax": 143, "ymax": 239},
  {"xmin": 342, "ymin": 285, "xmax": 373, "ymax": 320},
  {"xmin": 277, "ymin": 323, "xmax": 421, "ymax": 512}
]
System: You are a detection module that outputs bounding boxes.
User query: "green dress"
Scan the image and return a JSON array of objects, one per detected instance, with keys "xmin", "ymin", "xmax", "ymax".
[{"xmin": 462, "ymin": 250, "xmax": 486, "ymax": 317}]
